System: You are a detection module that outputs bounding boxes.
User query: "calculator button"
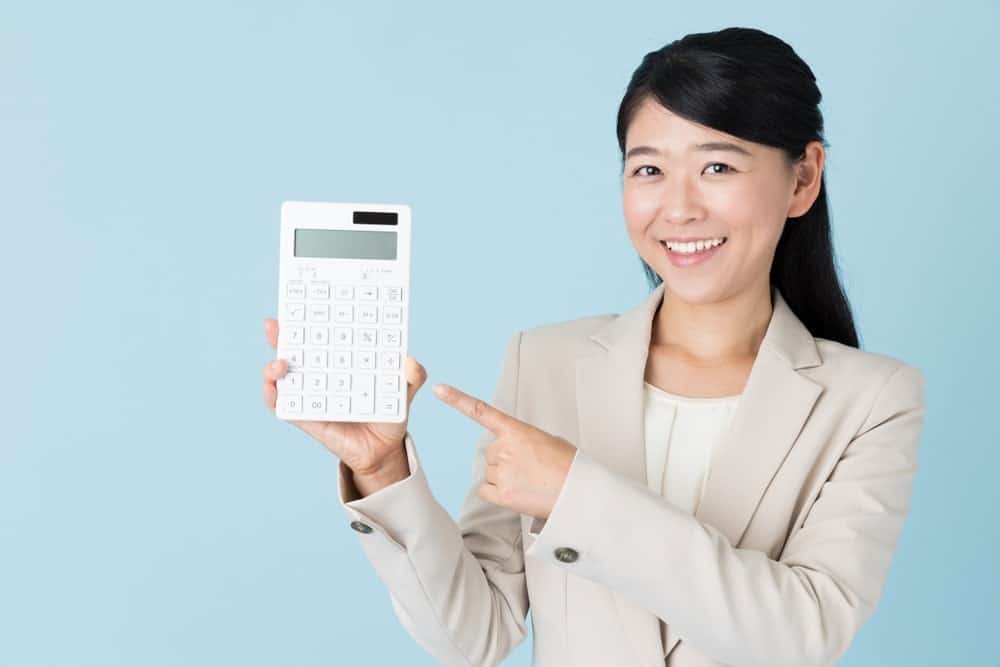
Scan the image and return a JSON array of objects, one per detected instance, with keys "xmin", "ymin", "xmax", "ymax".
[
  {"xmin": 307, "ymin": 349, "xmax": 328, "ymax": 369},
  {"xmin": 308, "ymin": 282, "xmax": 330, "ymax": 299},
  {"xmin": 278, "ymin": 394, "xmax": 302, "ymax": 413},
  {"xmin": 278, "ymin": 349, "xmax": 304, "ymax": 368},
  {"xmin": 277, "ymin": 371, "xmax": 303, "ymax": 391},
  {"xmin": 380, "ymin": 352, "xmax": 400, "ymax": 370},
  {"xmin": 305, "ymin": 372, "xmax": 328, "ymax": 392},
  {"xmin": 381, "ymin": 328, "xmax": 401, "ymax": 347},
  {"xmin": 379, "ymin": 374, "xmax": 400, "ymax": 393},
  {"xmin": 283, "ymin": 270, "xmax": 407, "ymax": 421},
  {"xmin": 333, "ymin": 350, "xmax": 352, "ymax": 369},
  {"xmin": 357, "ymin": 351, "xmax": 376, "ymax": 370},
  {"xmin": 382, "ymin": 306, "xmax": 402, "ymax": 325},
  {"xmin": 332, "ymin": 373, "xmax": 351, "ymax": 392},
  {"xmin": 355, "ymin": 374, "xmax": 375, "ymax": 394},
  {"xmin": 334, "ymin": 304, "xmax": 354, "ymax": 323},
  {"xmin": 357, "ymin": 328, "xmax": 377, "ymax": 347},
  {"xmin": 285, "ymin": 326, "xmax": 305, "ymax": 345},
  {"xmin": 331, "ymin": 395, "xmax": 350, "ymax": 415},
  {"xmin": 352, "ymin": 389, "xmax": 374, "ymax": 415},
  {"xmin": 305, "ymin": 395, "xmax": 327, "ymax": 415},
  {"xmin": 308, "ymin": 304, "xmax": 330, "ymax": 322}
]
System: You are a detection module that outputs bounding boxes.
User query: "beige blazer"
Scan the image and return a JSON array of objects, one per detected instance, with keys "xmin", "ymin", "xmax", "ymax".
[{"xmin": 337, "ymin": 281, "xmax": 926, "ymax": 667}]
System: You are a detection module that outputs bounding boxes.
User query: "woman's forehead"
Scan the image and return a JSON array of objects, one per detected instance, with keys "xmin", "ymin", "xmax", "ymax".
[{"xmin": 625, "ymin": 99, "xmax": 753, "ymax": 154}]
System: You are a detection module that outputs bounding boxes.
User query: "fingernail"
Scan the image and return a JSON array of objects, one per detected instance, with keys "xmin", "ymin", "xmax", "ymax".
[{"xmin": 271, "ymin": 360, "xmax": 282, "ymax": 370}]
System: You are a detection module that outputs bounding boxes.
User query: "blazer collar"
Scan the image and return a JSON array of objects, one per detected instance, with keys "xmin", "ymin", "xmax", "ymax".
[{"xmin": 572, "ymin": 281, "xmax": 825, "ymax": 663}]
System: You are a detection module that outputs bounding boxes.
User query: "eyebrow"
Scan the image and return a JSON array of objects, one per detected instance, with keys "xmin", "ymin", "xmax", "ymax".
[{"xmin": 624, "ymin": 141, "xmax": 753, "ymax": 160}]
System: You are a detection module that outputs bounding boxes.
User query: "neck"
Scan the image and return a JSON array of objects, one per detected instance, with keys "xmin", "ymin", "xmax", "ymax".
[{"xmin": 651, "ymin": 281, "xmax": 773, "ymax": 366}]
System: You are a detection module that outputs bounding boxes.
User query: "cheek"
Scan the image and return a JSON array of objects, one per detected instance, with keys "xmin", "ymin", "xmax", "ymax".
[
  {"xmin": 724, "ymin": 205, "xmax": 787, "ymax": 268},
  {"xmin": 622, "ymin": 186, "xmax": 659, "ymax": 231},
  {"xmin": 712, "ymin": 181, "xmax": 782, "ymax": 239},
  {"xmin": 744, "ymin": 188, "xmax": 789, "ymax": 248}
]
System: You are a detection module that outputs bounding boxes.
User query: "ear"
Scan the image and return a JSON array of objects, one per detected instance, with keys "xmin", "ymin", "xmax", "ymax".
[{"xmin": 787, "ymin": 141, "xmax": 825, "ymax": 218}]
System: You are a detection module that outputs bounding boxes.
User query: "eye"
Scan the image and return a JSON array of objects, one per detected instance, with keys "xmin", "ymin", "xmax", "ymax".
[
  {"xmin": 703, "ymin": 162, "xmax": 734, "ymax": 175},
  {"xmin": 631, "ymin": 165, "xmax": 661, "ymax": 177},
  {"xmin": 630, "ymin": 163, "xmax": 735, "ymax": 177}
]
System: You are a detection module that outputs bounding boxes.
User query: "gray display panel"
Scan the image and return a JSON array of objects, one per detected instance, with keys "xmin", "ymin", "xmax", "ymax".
[{"xmin": 294, "ymin": 229, "xmax": 397, "ymax": 260}]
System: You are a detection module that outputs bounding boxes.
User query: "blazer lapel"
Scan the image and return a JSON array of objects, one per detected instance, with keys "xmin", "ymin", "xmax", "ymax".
[{"xmin": 572, "ymin": 281, "xmax": 824, "ymax": 662}]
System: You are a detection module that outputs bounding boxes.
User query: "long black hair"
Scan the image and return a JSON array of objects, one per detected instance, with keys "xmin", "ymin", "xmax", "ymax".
[{"xmin": 616, "ymin": 27, "xmax": 859, "ymax": 349}]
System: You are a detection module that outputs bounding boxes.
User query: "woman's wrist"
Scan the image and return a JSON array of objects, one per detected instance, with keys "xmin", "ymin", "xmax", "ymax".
[{"xmin": 351, "ymin": 444, "xmax": 411, "ymax": 497}]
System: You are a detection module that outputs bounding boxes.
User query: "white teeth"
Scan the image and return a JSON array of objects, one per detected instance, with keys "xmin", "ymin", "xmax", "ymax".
[{"xmin": 663, "ymin": 237, "xmax": 726, "ymax": 254}]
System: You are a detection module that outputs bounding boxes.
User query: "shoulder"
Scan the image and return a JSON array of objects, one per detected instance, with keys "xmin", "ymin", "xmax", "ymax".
[
  {"xmin": 495, "ymin": 312, "xmax": 616, "ymax": 382},
  {"xmin": 813, "ymin": 338, "xmax": 924, "ymax": 383},
  {"xmin": 522, "ymin": 312, "xmax": 618, "ymax": 340},
  {"xmin": 516, "ymin": 312, "xmax": 617, "ymax": 356},
  {"xmin": 810, "ymin": 338, "xmax": 926, "ymax": 417}
]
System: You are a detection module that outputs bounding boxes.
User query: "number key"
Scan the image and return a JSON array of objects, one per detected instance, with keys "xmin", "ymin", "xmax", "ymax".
[{"xmin": 285, "ymin": 326, "xmax": 305, "ymax": 345}]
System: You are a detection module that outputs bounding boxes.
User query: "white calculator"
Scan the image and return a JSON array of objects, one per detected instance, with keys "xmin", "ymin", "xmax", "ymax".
[{"xmin": 274, "ymin": 201, "xmax": 411, "ymax": 423}]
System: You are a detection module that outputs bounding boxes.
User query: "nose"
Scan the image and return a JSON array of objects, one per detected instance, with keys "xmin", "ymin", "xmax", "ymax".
[{"xmin": 660, "ymin": 172, "xmax": 707, "ymax": 225}]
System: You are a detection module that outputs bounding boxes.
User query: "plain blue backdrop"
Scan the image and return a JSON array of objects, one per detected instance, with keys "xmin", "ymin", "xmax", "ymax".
[{"xmin": 2, "ymin": 1, "xmax": 997, "ymax": 665}]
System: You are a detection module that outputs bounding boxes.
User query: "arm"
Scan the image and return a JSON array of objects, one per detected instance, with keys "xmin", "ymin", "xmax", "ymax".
[
  {"xmin": 525, "ymin": 363, "xmax": 926, "ymax": 667},
  {"xmin": 336, "ymin": 331, "xmax": 529, "ymax": 667}
]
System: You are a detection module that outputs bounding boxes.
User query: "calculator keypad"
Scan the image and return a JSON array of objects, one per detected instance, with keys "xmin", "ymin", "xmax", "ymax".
[{"xmin": 277, "ymin": 281, "xmax": 406, "ymax": 421}]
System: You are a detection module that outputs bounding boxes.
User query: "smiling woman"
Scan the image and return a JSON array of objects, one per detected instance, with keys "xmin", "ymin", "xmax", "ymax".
[{"xmin": 267, "ymin": 25, "xmax": 927, "ymax": 667}]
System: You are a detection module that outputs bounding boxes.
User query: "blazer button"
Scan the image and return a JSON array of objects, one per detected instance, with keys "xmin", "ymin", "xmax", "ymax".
[
  {"xmin": 350, "ymin": 520, "xmax": 373, "ymax": 534},
  {"xmin": 554, "ymin": 547, "xmax": 578, "ymax": 563}
]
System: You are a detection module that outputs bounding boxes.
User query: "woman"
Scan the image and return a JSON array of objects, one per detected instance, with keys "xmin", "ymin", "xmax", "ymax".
[{"xmin": 262, "ymin": 27, "xmax": 926, "ymax": 667}]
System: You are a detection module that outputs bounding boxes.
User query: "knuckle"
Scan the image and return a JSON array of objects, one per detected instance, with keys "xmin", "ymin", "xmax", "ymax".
[{"xmin": 495, "ymin": 441, "xmax": 513, "ymax": 462}]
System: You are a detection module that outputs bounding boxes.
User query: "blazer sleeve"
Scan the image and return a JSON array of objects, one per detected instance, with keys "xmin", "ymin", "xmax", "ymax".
[
  {"xmin": 524, "ymin": 362, "xmax": 927, "ymax": 667},
  {"xmin": 335, "ymin": 331, "xmax": 529, "ymax": 667}
]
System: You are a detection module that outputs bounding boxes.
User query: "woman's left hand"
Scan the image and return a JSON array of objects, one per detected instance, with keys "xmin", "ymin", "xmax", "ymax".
[{"xmin": 432, "ymin": 382, "xmax": 577, "ymax": 520}]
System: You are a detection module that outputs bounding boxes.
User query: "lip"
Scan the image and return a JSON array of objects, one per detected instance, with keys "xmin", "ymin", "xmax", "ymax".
[{"xmin": 660, "ymin": 238, "xmax": 726, "ymax": 268}]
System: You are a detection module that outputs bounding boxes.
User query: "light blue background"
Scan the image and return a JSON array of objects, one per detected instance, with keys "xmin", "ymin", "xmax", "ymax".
[{"xmin": 2, "ymin": 1, "xmax": 997, "ymax": 665}]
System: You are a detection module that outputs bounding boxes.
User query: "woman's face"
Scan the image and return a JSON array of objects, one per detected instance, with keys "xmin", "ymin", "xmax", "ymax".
[{"xmin": 622, "ymin": 96, "xmax": 821, "ymax": 305}]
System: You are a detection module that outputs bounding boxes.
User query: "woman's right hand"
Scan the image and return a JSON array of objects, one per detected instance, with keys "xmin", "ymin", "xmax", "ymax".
[{"xmin": 261, "ymin": 318, "xmax": 428, "ymax": 476}]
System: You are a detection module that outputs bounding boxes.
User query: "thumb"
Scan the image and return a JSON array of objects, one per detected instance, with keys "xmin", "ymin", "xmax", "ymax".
[{"xmin": 404, "ymin": 356, "xmax": 428, "ymax": 410}]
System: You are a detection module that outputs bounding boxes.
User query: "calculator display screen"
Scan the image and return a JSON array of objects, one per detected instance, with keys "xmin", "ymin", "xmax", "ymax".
[{"xmin": 293, "ymin": 229, "xmax": 397, "ymax": 260}]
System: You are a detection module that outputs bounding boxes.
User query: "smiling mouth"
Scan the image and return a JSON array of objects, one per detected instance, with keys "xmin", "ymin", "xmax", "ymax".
[{"xmin": 660, "ymin": 237, "xmax": 728, "ymax": 254}]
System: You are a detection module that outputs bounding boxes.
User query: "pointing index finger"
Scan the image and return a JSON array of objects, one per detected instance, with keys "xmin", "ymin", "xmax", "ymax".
[{"xmin": 433, "ymin": 384, "xmax": 519, "ymax": 435}]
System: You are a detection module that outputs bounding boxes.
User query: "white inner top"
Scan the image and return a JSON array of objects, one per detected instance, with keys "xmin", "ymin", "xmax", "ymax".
[{"xmin": 642, "ymin": 381, "xmax": 741, "ymax": 515}]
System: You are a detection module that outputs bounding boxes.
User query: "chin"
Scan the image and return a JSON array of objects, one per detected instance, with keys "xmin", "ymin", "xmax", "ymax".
[{"xmin": 660, "ymin": 276, "xmax": 727, "ymax": 305}]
